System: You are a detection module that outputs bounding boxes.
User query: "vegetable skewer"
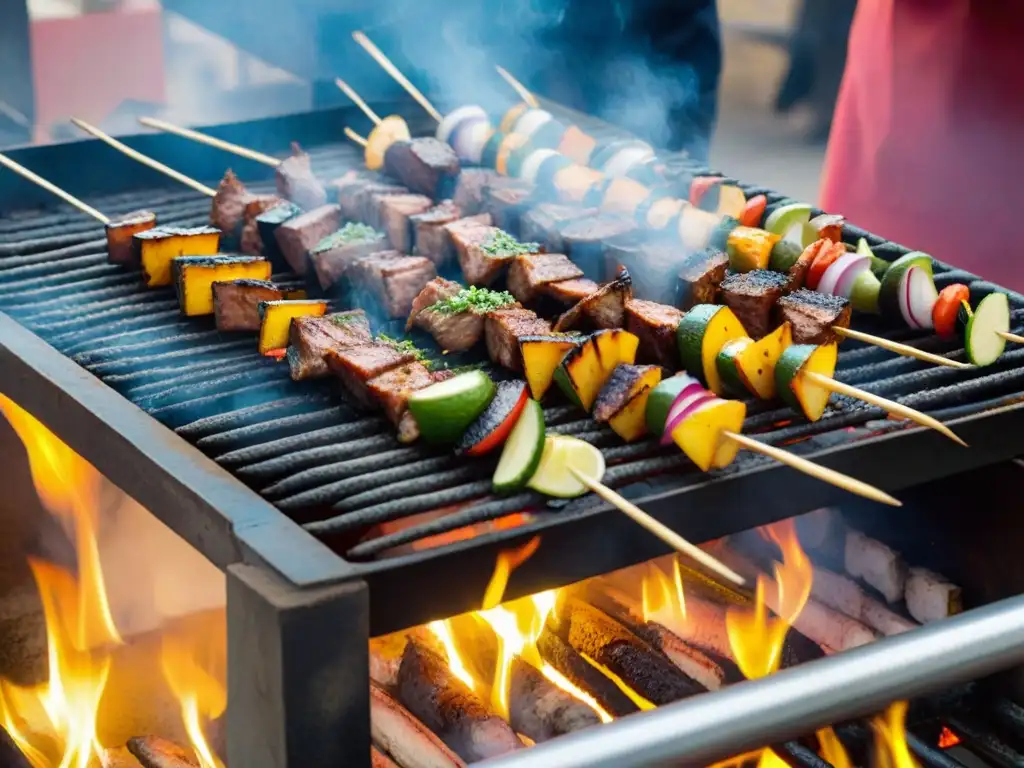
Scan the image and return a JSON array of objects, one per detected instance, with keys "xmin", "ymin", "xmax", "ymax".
[
  {"xmin": 496, "ymin": 66, "xmax": 539, "ymax": 109},
  {"xmin": 351, "ymin": 31, "xmax": 443, "ymax": 123},
  {"xmin": 138, "ymin": 117, "xmax": 280, "ymax": 167}
]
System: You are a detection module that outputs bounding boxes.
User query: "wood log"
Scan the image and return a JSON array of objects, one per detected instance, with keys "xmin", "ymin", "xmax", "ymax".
[
  {"xmin": 126, "ymin": 736, "xmax": 198, "ymax": 768},
  {"xmin": 371, "ymin": 682, "xmax": 466, "ymax": 768},
  {"xmin": 373, "ymin": 746, "xmax": 400, "ymax": 768},
  {"xmin": 0, "ymin": 727, "xmax": 33, "ymax": 768},
  {"xmin": 536, "ymin": 626, "xmax": 638, "ymax": 718},
  {"xmin": 508, "ymin": 657, "xmax": 601, "ymax": 742}
]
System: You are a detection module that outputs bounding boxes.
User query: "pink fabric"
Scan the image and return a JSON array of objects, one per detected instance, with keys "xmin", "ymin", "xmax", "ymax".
[{"xmin": 820, "ymin": 0, "xmax": 1024, "ymax": 290}]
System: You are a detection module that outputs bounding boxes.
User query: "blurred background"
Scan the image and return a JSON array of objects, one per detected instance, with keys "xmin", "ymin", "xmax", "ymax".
[{"xmin": 0, "ymin": 0, "xmax": 845, "ymax": 203}]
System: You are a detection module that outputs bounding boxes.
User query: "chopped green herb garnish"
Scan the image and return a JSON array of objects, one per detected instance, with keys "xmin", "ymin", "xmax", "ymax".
[
  {"xmin": 430, "ymin": 286, "xmax": 517, "ymax": 315},
  {"xmin": 313, "ymin": 222, "xmax": 381, "ymax": 252},
  {"xmin": 481, "ymin": 229, "xmax": 539, "ymax": 258},
  {"xmin": 329, "ymin": 313, "xmax": 356, "ymax": 326},
  {"xmin": 379, "ymin": 333, "xmax": 427, "ymax": 361}
]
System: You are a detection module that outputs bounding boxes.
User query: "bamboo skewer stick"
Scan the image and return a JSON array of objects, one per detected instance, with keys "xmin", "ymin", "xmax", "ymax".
[
  {"xmin": 567, "ymin": 467, "xmax": 747, "ymax": 587},
  {"xmin": 722, "ymin": 431, "xmax": 902, "ymax": 507},
  {"xmin": 351, "ymin": 31, "xmax": 443, "ymax": 123},
  {"xmin": 0, "ymin": 152, "xmax": 109, "ymax": 223},
  {"xmin": 803, "ymin": 371, "xmax": 967, "ymax": 446},
  {"xmin": 344, "ymin": 128, "xmax": 368, "ymax": 147},
  {"xmin": 833, "ymin": 326, "xmax": 972, "ymax": 369},
  {"xmin": 71, "ymin": 118, "xmax": 217, "ymax": 198},
  {"xmin": 998, "ymin": 330, "xmax": 1024, "ymax": 345},
  {"xmin": 496, "ymin": 65, "xmax": 540, "ymax": 109},
  {"xmin": 335, "ymin": 78, "xmax": 382, "ymax": 125},
  {"xmin": 137, "ymin": 117, "xmax": 281, "ymax": 168}
]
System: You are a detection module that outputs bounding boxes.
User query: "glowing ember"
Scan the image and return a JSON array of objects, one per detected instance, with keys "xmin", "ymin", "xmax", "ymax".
[
  {"xmin": 817, "ymin": 726, "xmax": 853, "ymax": 768},
  {"xmin": 873, "ymin": 701, "xmax": 919, "ymax": 768},
  {"xmin": 937, "ymin": 725, "xmax": 961, "ymax": 748}
]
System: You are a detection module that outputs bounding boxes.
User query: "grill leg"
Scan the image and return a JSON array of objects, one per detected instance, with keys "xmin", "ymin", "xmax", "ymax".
[{"xmin": 227, "ymin": 564, "xmax": 370, "ymax": 768}]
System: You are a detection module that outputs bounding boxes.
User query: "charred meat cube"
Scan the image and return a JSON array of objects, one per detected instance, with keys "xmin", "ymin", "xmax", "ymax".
[
  {"xmin": 560, "ymin": 215, "xmax": 637, "ymax": 282},
  {"xmin": 349, "ymin": 252, "xmax": 438, "ymax": 319},
  {"xmin": 274, "ymin": 204, "xmax": 342, "ymax": 277},
  {"xmin": 457, "ymin": 228, "xmax": 539, "ymax": 287},
  {"xmin": 519, "ymin": 203, "xmax": 596, "ymax": 253},
  {"xmin": 308, "ymin": 223, "xmax": 387, "ymax": 291},
  {"xmin": 410, "ymin": 200, "xmax": 462, "ymax": 265},
  {"xmin": 406, "ymin": 277, "xmax": 463, "ymax": 330},
  {"xmin": 325, "ymin": 342, "xmax": 418, "ymax": 408},
  {"xmin": 379, "ymin": 193, "xmax": 434, "ymax": 253},
  {"xmin": 554, "ymin": 268, "xmax": 634, "ymax": 332},
  {"xmin": 357, "ymin": 183, "xmax": 410, "ymax": 229},
  {"xmin": 275, "ymin": 143, "xmax": 327, "ymax": 210},
  {"xmin": 384, "ymin": 137, "xmax": 460, "ymax": 198},
  {"xmin": 540, "ymin": 277, "xmax": 601, "ymax": 307},
  {"xmin": 287, "ymin": 310, "xmax": 372, "ymax": 380},
  {"xmin": 334, "ymin": 173, "xmax": 377, "ymax": 220},
  {"xmin": 255, "ymin": 202, "xmax": 301, "ymax": 272},
  {"xmin": 625, "ymin": 298, "xmax": 684, "ymax": 369},
  {"xmin": 239, "ymin": 194, "xmax": 285, "ymax": 256},
  {"xmin": 606, "ymin": 240, "xmax": 685, "ymax": 307},
  {"xmin": 173, "ymin": 255, "xmax": 271, "ymax": 316},
  {"xmin": 507, "ymin": 252, "xmax": 584, "ymax": 304},
  {"xmin": 453, "ymin": 168, "xmax": 499, "ymax": 215},
  {"xmin": 437, "ymin": 213, "xmax": 494, "ymax": 268},
  {"xmin": 105, "ymin": 209, "xmax": 156, "ymax": 267},
  {"xmin": 677, "ymin": 248, "xmax": 729, "ymax": 311},
  {"xmin": 485, "ymin": 308, "xmax": 552, "ymax": 371},
  {"xmin": 720, "ymin": 270, "xmax": 790, "ymax": 340},
  {"xmin": 132, "ymin": 226, "xmax": 220, "ymax": 288},
  {"xmin": 209, "ymin": 170, "xmax": 250, "ymax": 246},
  {"xmin": 367, "ymin": 361, "xmax": 435, "ymax": 443},
  {"xmin": 414, "ymin": 285, "xmax": 518, "ymax": 352},
  {"xmin": 777, "ymin": 288, "xmax": 852, "ymax": 345},
  {"xmin": 212, "ymin": 278, "xmax": 283, "ymax": 332},
  {"xmin": 483, "ymin": 180, "xmax": 534, "ymax": 233}
]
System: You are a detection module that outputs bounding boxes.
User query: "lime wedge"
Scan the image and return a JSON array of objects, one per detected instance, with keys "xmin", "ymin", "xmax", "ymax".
[{"xmin": 527, "ymin": 435, "xmax": 606, "ymax": 498}]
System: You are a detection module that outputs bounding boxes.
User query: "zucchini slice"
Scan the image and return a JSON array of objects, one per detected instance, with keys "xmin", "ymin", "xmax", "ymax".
[
  {"xmin": 962, "ymin": 292, "xmax": 1009, "ymax": 366},
  {"xmin": 775, "ymin": 343, "xmax": 839, "ymax": 421},
  {"xmin": 492, "ymin": 397, "xmax": 546, "ymax": 493},
  {"xmin": 677, "ymin": 304, "xmax": 748, "ymax": 395}
]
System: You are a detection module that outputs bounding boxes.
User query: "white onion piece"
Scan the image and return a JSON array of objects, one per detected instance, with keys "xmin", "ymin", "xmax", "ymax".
[
  {"xmin": 515, "ymin": 109, "xmax": 553, "ymax": 138},
  {"xmin": 519, "ymin": 149, "xmax": 559, "ymax": 183},
  {"xmin": 602, "ymin": 145, "xmax": 656, "ymax": 178},
  {"xmin": 898, "ymin": 267, "xmax": 922, "ymax": 329},
  {"xmin": 906, "ymin": 268, "xmax": 939, "ymax": 329},
  {"xmin": 451, "ymin": 117, "xmax": 491, "ymax": 163},
  {"xmin": 817, "ymin": 253, "xmax": 871, "ymax": 296},
  {"xmin": 436, "ymin": 105, "xmax": 488, "ymax": 144}
]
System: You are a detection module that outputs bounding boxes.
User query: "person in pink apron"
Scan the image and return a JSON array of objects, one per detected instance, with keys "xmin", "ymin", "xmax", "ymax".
[{"xmin": 820, "ymin": 1, "xmax": 1024, "ymax": 290}]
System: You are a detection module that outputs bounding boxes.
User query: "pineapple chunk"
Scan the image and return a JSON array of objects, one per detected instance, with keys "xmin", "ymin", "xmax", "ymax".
[
  {"xmin": 670, "ymin": 398, "xmax": 747, "ymax": 472},
  {"xmin": 520, "ymin": 335, "xmax": 583, "ymax": 400},
  {"xmin": 609, "ymin": 386, "xmax": 654, "ymax": 443},
  {"xmin": 133, "ymin": 226, "xmax": 220, "ymax": 287},
  {"xmin": 258, "ymin": 300, "xmax": 328, "ymax": 355},
  {"xmin": 591, "ymin": 329, "xmax": 639, "ymax": 378},
  {"xmin": 734, "ymin": 322, "xmax": 793, "ymax": 399},
  {"xmin": 173, "ymin": 255, "xmax": 271, "ymax": 317}
]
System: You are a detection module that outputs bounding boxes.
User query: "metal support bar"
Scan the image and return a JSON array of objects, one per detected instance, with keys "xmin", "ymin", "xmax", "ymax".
[
  {"xmin": 481, "ymin": 593, "xmax": 1024, "ymax": 768},
  {"xmin": 227, "ymin": 564, "xmax": 370, "ymax": 768}
]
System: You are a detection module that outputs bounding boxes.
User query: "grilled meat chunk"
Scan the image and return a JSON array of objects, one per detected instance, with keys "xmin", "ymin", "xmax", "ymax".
[
  {"xmin": 483, "ymin": 180, "xmax": 533, "ymax": 233},
  {"xmin": 356, "ymin": 183, "xmax": 411, "ymax": 229},
  {"xmin": 379, "ymin": 193, "xmax": 434, "ymax": 253},
  {"xmin": 212, "ymin": 279, "xmax": 283, "ymax": 332},
  {"xmin": 274, "ymin": 204, "xmax": 342, "ymax": 277},
  {"xmin": 410, "ymin": 200, "xmax": 462, "ymax": 265},
  {"xmin": 325, "ymin": 342, "xmax": 419, "ymax": 408},
  {"xmin": 507, "ymin": 252, "xmax": 584, "ymax": 304},
  {"xmin": 485, "ymin": 308, "xmax": 552, "ymax": 371},
  {"xmin": 384, "ymin": 138, "xmax": 460, "ymax": 198},
  {"xmin": 677, "ymin": 248, "xmax": 729, "ymax": 310},
  {"xmin": 333, "ymin": 173, "xmax": 377, "ymax": 220},
  {"xmin": 519, "ymin": 203, "xmax": 596, "ymax": 253},
  {"xmin": 349, "ymin": 252, "xmax": 438, "ymax": 319},
  {"xmin": 287, "ymin": 310, "xmax": 372, "ymax": 380},
  {"xmin": 367, "ymin": 361, "xmax": 435, "ymax": 443},
  {"xmin": 540, "ymin": 277, "xmax": 601, "ymax": 306},
  {"xmin": 308, "ymin": 223, "xmax": 388, "ymax": 291},
  {"xmin": 560, "ymin": 215, "xmax": 637, "ymax": 281},
  {"xmin": 105, "ymin": 209, "xmax": 157, "ymax": 267},
  {"xmin": 554, "ymin": 269, "xmax": 634, "ymax": 331},
  {"xmin": 209, "ymin": 170, "xmax": 250, "ymax": 245},
  {"xmin": 720, "ymin": 270, "xmax": 790, "ymax": 340},
  {"xmin": 406, "ymin": 277, "xmax": 463, "ymax": 331},
  {"xmin": 239, "ymin": 193, "xmax": 285, "ymax": 256},
  {"xmin": 414, "ymin": 286, "xmax": 519, "ymax": 352},
  {"xmin": 625, "ymin": 298, "xmax": 684, "ymax": 369},
  {"xmin": 275, "ymin": 143, "xmax": 327, "ymax": 210},
  {"xmin": 438, "ymin": 213, "xmax": 493, "ymax": 268},
  {"xmin": 457, "ymin": 228, "xmax": 539, "ymax": 287},
  {"xmin": 255, "ymin": 202, "xmax": 301, "ymax": 272},
  {"xmin": 777, "ymin": 289, "xmax": 852, "ymax": 345},
  {"xmin": 452, "ymin": 168, "xmax": 498, "ymax": 215}
]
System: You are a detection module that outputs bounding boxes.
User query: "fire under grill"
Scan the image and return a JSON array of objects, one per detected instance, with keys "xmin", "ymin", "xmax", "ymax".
[{"xmin": 4, "ymin": 105, "xmax": 1024, "ymax": 767}]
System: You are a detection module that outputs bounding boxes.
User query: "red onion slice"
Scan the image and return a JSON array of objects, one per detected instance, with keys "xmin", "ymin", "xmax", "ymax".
[
  {"xmin": 817, "ymin": 253, "xmax": 870, "ymax": 296},
  {"xmin": 663, "ymin": 392, "xmax": 718, "ymax": 444}
]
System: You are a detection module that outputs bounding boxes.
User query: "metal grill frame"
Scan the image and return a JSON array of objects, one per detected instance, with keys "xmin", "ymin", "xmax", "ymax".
[{"xmin": 5, "ymin": 106, "xmax": 1024, "ymax": 766}]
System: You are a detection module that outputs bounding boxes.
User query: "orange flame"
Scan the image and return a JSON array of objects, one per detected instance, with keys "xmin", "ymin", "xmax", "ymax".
[
  {"xmin": 641, "ymin": 559, "xmax": 686, "ymax": 627},
  {"xmin": 873, "ymin": 701, "xmax": 918, "ymax": 768},
  {"xmin": 817, "ymin": 727, "xmax": 853, "ymax": 768},
  {"xmin": 481, "ymin": 536, "xmax": 541, "ymax": 610}
]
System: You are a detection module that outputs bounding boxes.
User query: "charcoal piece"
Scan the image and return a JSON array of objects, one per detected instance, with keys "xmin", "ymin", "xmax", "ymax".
[
  {"xmin": 508, "ymin": 657, "xmax": 602, "ymax": 742},
  {"xmin": 370, "ymin": 682, "xmax": 466, "ymax": 768},
  {"xmin": 536, "ymin": 625, "xmax": 638, "ymax": 718},
  {"xmin": 126, "ymin": 735, "xmax": 199, "ymax": 768}
]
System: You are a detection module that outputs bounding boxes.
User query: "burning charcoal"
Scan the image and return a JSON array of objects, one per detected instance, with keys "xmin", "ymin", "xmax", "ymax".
[
  {"xmin": 100, "ymin": 746, "xmax": 142, "ymax": 768},
  {"xmin": 209, "ymin": 169, "xmax": 250, "ymax": 246},
  {"xmin": 371, "ymin": 683, "xmax": 467, "ymax": 768},
  {"xmin": 605, "ymin": 240, "xmax": 685, "ymax": 307},
  {"xmin": 506, "ymin": 252, "xmax": 584, "ymax": 304},
  {"xmin": 810, "ymin": 566, "xmax": 866, "ymax": 621},
  {"xmin": 212, "ymin": 278, "xmax": 283, "ymax": 332},
  {"xmin": 367, "ymin": 361, "xmax": 435, "ymax": 443},
  {"xmin": 625, "ymin": 298, "xmax": 684, "ymax": 369},
  {"xmin": 273, "ymin": 204, "xmax": 343, "ymax": 277},
  {"xmin": 559, "ymin": 215, "xmax": 637, "ymax": 282},
  {"xmin": 373, "ymin": 747, "xmax": 399, "ymax": 768},
  {"xmin": 358, "ymin": 183, "xmax": 411, "ymax": 229},
  {"xmin": 105, "ymin": 209, "xmax": 156, "ymax": 267},
  {"xmin": 379, "ymin": 193, "xmax": 434, "ymax": 253},
  {"xmin": 519, "ymin": 203, "xmax": 596, "ymax": 254},
  {"xmin": 239, "ymin": 193, "xmax": 284, "ymax": 256},
  {"xmin": 483, "ymin": 180, "xmax": 534, "ymax": 233},
  {"xmin": 554, "ymin": 268, "xmax": 634, "ymax": 332},
  {"xmin": 452, "ymin": 167, "xmax": 498, "ymax": 215},
  {"xmin": 536, "ymin": 626, "xmax": 638, "ymax": 718},
  {"xmin": 905, "ymin": 567, "xmax": 962, "ymax": 624},
  {"xmin": 384, "ymin": 138, "xmax": 460, "ymax": 199},
  {"xmin": 485, "ymin": 308, "xmax": 552, "ymax": 371},
  {"xmin": 861, "ymin": 599, "xmax": 917, "ymax": 636},
  {"xmin": 349, "ymin": 252, "xmax": 438, "ymax": 319},
  {"xmin": 132, "ymin": 226, "xmax": 220, "ymax": 288},
  {"xmin": 325, "ymin": 342, "xmax": 419, "ymax": 408},
  {"xmin": 126, "ymin": 736, "xmax": 199, "ymax": 768},
  {"xmin": 397, "ymin": 638, "xmax": 523, "ymax": 762},
  {"xmin": 287, "ymin": 310, "xmax": 372, "ymax": 381},
  {"xmin": 550, "ymin": 598, "xmax": 706, "ymax": 706},
  {"xmin": 845, "ymin": 529, "xmax": 908, "ymax": 604},
  {"xmin": 777, "ymin": 289, "xmax": 852, "ymax": 345},
  {"xmin": 173, "ymin": 255, "xmax": 271, "ymax": 317},
  {"xmin": 720, "ymin": 270, "xmax": 790, "ymax": 340},
  {"xmin": 255, "ymin": 201, "xmax": 301, "ymax": 272},
  {"xmin": 540, "ymin": 277, "xmax": 600, "ymax": 307},
  {"xmin": 508, "ymin": 656, "xmax": 602, "ymax": 742},
  {"xmin": 677, "ymin": 248, "xmax": 729, "ymax": 311},
  {"xmin": 308, "ymin": 223, "xmax": 387, "ymax": 291},
  {"xmin": 275, "ymin": 143, "xmax": 327, "ymax": 210}
]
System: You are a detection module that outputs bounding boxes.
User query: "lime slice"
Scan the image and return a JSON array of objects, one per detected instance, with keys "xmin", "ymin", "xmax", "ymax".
[{"xmin": 527, "ymin": 435, "xmax": 606, "ymax": 498}]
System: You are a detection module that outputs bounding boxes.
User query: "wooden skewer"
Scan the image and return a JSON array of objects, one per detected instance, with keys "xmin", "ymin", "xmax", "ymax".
[
  {"xmin": 351, "ymin": 31, "xmax": 443, "ymax": 123},
  {"xmin": 138, "ymin": 117, "xmax": 281, "ymax": 168},
  {"xmin": 803, "ymin": 371, "xmax": 967, "ymax": 446},
  {"xmin": 832, "ymin": 326, "xmax": 971, "ymax": 369},
  {"xmin": 0, "ymin": 152, "xmax": 109, "ymax": 223},
  {"xmin": 567, "ymin": 467, "xmax": 747, "ymax": 587},
  {"xmin": 344, "ymin": 127, "xmax": 368, "ymax": 148},
  {"xmin": 722, "ymin": 431, "xmax": 902, "ymax": 507},
  {"xmin": 998, "ymin": 330, "xmax": 1024, "ymax": 345},
  {"xmin": 335, "ymin": 78, "xmax": 382, "ymax": 125},
  {"xmin": 71, "ymin": 118, "xmax": 217, "ymax": 198},
  {"xmin": 496, "ymin": 65, "xmax": 540, "ymax": 109}
]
